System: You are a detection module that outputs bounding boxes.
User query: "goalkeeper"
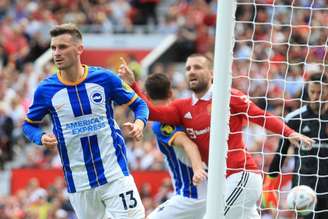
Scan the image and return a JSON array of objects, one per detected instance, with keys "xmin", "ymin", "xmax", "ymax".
[{"xmin": 263, "ymin": 73, "xmax": 328, "ymax": 218}]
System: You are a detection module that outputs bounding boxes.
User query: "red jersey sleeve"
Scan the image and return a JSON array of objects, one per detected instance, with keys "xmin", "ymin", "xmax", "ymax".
[
  {"xmin": 131, "ymin": 82, "xmax": 181, "ymax": 125},
  {"xmin": 230, "ymin": 88, "xmax": 294, "ymax": 137}
]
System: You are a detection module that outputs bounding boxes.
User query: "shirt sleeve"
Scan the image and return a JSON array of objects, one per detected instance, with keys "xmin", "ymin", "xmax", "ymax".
[
  {"xmin": 230, "ymin": 89, "xmax": 294, "ymax": 137},
  {"xmin": 25, "ymin": 86, "xmax": 49, "ymax": 123},
  {"xmin": 152, "ymin": 123, "xmax": 185, "ymax": 146},
  {"xmin": 22, "ymin": 121, "xmax": 44, "ymax": 145},
  {"xmin": 23, "ymin": 86, "xmax": 49, "ymax": 145},
  {"xmin": 108, "ymin": 72, "xmax": 149, "ymax": 126},
  {"xmin": 131, "ymin": 82, "xmax": 181, "ymax": 125},
  {"xmin": 109, "ymin": 73, "xmax": 139, "ymax": 105}
]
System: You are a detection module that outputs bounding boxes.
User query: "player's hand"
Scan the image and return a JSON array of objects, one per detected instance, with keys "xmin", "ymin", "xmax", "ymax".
[
  {"xmin": 123, "ymin": 120, "xmax": 144, "ymax": 141},
  {"xmin": 192, "ymin": 168, "xmax": 208, "ymax": 186},
  {"xmin": 118, "ymin": 57, "xmax": 136, "ymax": 86},
  {"xmin": 261, "ymin": 175, "xmax": 279, "ymax": 209},
  {"xmin": 41, "ymin": 133, "xmax": 57, "ymax": 150},
  {"xmin": 288, "ymin": 132, "xmax": 314, "ymax": 150}
]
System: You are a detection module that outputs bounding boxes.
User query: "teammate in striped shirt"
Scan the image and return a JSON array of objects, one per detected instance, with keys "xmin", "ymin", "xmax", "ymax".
[
  {"xmin": 22, "ymin": 24, "xmax": 148, "ymax": 219},
  {"xmin": 119, "ymin": 54, "xmax": 313, "ymax": 218},
  {"xmin": 140, "ymin": 73, "xmax": 207, "ymax": 219}
]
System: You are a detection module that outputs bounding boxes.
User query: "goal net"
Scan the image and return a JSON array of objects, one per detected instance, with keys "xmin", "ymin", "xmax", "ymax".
[{"xmin": 232, "ymin": 0, "xmax": 327, "ymax": 218}]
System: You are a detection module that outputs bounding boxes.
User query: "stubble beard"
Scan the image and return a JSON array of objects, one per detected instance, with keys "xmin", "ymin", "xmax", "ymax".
[
  {"xmin": 56, "ymin": 61, "xmax": 72, "ymax": 71},
  {"xmin": 189, "ymin": 81, "xmax": 210, "ymax": 95}
]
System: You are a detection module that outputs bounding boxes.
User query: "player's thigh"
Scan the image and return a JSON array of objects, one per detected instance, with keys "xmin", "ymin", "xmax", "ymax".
[
  {"xmin": 99, "ymin": 176, "xmax": 145, "ymax": 219},
  {"xmin": 224, "ymin": 171, "xmax": 262, "ymax": 219},
  {"xmin": 147, "ymin": 195, "xmax": 206, "ymax": 219},
  {"xmin": 68, "ymin": 188, "xmax": 106, "ymax": 219}
]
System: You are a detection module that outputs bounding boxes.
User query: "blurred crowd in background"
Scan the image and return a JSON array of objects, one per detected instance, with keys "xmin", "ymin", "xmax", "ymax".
[{"xmin": 0, "ymin": 0, "xmax": 326, "ymax": 218}]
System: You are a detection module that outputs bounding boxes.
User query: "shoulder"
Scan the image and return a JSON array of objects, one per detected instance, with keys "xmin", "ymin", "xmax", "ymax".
[
  {"xmin": 88, "ymin": 66, "xmax": 117, "ymax": 78},
  {"xmin": 284, "ymin": 105, "xmax": 307, "ymax": 122},
  {"xmin": 231, "ymin": 88, "xmax": 248, "ymax": 100},
  {"xmin": 172, "ymin": 98, "xmax": 191, "ymax": 107},
  {"xmin": 230, "ymin": 88, "xmax": 250, "ymax": 104},
  {"xmin": 87, "ymin": 66, "xmax": 123, "ymax": 89},
  {"xmin": 40, "ymin": 73, "xmax": 59, "ymax": 85},
  {"xmin": 231, "ymin": 88, "xmax": 243, "ymax": 96},
  {"xmin": 35, "ymin": 74, "xmax": 59, "ymax": 93},
  {"xmin": 168, "ymin": 98, "xmax": 192, "ymax": 113},
  {"xmin": 152, "ymin": 122, "xmax": 184, "ymax": 137}
]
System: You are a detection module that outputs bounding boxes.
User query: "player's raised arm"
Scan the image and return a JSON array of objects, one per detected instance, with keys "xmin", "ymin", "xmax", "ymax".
[
  {"xmin": 118, "ymin": 57, "xmax": 181, "ymax": 125},
  {"xmin": 118, "ymin": 57, "xmax": 136, "ymax": 86}
]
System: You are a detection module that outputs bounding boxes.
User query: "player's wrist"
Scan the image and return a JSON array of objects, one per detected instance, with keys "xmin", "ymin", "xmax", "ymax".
[
  {"xmin": 40, "ymin": 133, "xmax": 47, "ymax": 145},
  {"xmin": 134, "ymin": 119, "xmax": 145, "ymax": 129},
  {"xmin": 192, "ymin": 166, "xmax": 204, "ymax": 174},
  {"xmin": 285, "ymin": 128, "xmax": 295, "ymax": 137}
]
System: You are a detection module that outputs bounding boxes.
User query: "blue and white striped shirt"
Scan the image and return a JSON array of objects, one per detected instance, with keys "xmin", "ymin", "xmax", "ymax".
[
  {"xmin": 23, "ymin": 65, "xmax": 149, "ymax": 193},
  {"xmin": 152, "ymin": 122, "xmax": 207, "ymax": 200}
]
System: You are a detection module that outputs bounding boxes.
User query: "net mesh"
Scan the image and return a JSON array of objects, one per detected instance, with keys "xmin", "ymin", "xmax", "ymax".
[{"xmin": 233, "ymin": 0, "xmax": 327, "ymax": 218}]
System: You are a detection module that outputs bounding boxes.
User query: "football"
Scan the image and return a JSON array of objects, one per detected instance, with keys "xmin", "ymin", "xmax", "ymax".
[{"xmin": 286, "ymin": 185, "xmax": 317, "ymax": 216}]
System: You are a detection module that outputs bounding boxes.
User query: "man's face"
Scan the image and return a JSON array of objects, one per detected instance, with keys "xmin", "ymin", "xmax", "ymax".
[
  {"xmin": 308, "ymin": 82, "xmax": 328, "ymax": 111},
  {"xmin": 185, "ymin": 56, "xmax": 213, "ymax": 94},
  {"xmin": 50, "ymin": 34, "xmax": 83, "ymax": 70}
]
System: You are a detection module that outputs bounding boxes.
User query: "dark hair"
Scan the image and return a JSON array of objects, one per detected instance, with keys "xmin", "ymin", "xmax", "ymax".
[
  {"xmin": 308, "ymin": 73, "xmax": 328, "ymax": 84},
  {"xmin": 49, "ymin": 23, "xmax": 82, "ymax": 41},
  {"xmin": 145, "ymin": 73, "xmax": 171, "ymax": 100},
  {"xmin": 301, "ymin": 73, "xmax": 328, "ymax": 101}
]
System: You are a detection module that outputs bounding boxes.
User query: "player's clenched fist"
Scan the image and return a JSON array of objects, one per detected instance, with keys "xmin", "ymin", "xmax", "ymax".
[
  {"xmin": 123, "ymin": 119, "xmax": 145, "ymax": 141},
  {"xmin": 192, "ymin": 168, "xmax": 208, "ymax": 186},
  {"xmin": 41, "ymin": 133, "xmax": 58, "ymax": 150}
]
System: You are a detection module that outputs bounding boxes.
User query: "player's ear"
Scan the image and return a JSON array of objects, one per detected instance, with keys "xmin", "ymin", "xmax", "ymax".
[
  {"xmin": 77, "ymin": 44, "xmax": 84, "ymax": 55},
  {"xmin": 210, "ymin": 70, "xmax": 214, "ymax": 83},
  {"xmin": 168, "ymin": 89, "xmax": 174, "ymax": 99}
]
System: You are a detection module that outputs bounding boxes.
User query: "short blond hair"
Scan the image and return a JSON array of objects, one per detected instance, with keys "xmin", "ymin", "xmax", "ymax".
[{"xmin": 187, "ymin": 53, "xmax": 213, "ymax": 69}]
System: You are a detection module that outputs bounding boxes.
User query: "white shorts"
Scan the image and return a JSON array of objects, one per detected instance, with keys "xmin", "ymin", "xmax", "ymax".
[
  {"xmin": 68, "ymin": 175, "xmax": 145, "ymax": 219},
  {"xmin": 224, "ymin": 171, "xmax": 262, "ymax": 219},
  {"xmin": 147, "ymin": 195, "xmax": 206, "ymax": 219}
]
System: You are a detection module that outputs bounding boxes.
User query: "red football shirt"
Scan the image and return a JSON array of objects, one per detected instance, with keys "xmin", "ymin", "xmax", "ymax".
[{"xmin": 132, "ymin": 83, "xmax": 294, "ymax": 177}]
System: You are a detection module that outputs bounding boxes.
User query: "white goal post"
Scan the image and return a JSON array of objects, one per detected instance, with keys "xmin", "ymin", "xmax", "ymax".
[{"xmin": 205, "ymin": 0, "xmax": 236, "ymax": 218}]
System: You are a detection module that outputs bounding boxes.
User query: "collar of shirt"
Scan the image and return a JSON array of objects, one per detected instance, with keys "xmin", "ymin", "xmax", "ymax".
[{"xmin": 191, "ymin": 86, "xmax": 213, "ymax": 105}]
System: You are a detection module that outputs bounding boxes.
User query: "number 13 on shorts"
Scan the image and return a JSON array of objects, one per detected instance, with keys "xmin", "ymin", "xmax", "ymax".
[
  {"xmin": 119, "ymin": 190, "xmax": 138, "ymax": 210},
  {"xmin": 103, "ymin": 176, "xmax": 145, "ymax": 219}
]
